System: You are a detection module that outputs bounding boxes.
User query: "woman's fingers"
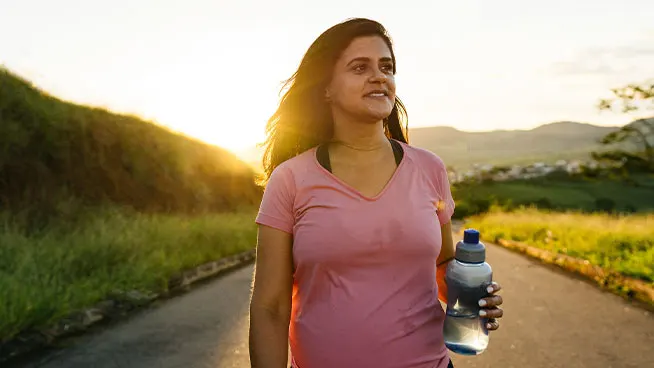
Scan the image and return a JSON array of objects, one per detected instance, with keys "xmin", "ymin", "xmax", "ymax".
[
  {"xmin": 479, "ymin": 294, "xmax": 503, "ymax": 308},
  {"xmin": 486, "ymin": 318, "xmax": 500, "ymax": 331},
  {"xmin": 486, "ymin": 281, "xmax": 502, "ymax": 294},
  {"xmin": 479, "ymin": 306, "xmax": 503, "ymax": 319},
  {"xmin": 480, "ymin": 281, "xmax": 503, "ymax": 332}
]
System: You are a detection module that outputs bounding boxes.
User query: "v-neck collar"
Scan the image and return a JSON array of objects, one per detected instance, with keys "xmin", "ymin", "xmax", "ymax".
[
  {"xmin": 316, "ymin": 138, "xmax": 404, "ymax": 172},
  {"xmin": 313, "ymin": 139, "xmax": 407, "ymax": 201}
]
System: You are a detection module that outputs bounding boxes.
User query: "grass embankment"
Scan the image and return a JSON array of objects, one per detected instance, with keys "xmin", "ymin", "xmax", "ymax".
[
  {"xmin": 0, "ymin": 207, "xmax": 258, "ymax": 342},
  {"xmin": 0, "ymin": 67, "xmax": 264, "ymax": 344},
  {"xmin": 466, "ymin": 208, "xmax": 653, "ymax": 283},
  {"xmin": 0, "ymin": 67, "xmax": 262, "ymax": 228}
]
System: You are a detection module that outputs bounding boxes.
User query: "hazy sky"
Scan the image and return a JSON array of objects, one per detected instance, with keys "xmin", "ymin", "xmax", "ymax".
[{"xmin": 2, "ymin": 0, "xmax": 653, "ymax": 152}]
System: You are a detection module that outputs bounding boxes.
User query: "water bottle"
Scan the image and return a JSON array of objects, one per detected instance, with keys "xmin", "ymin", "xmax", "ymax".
[{"xmin": 443, "ymin": 229, "xmax": 493, "ymax": 355}]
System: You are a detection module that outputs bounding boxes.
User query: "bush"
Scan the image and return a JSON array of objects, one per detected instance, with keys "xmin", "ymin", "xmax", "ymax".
[
  {"xmin": 595, "ymin": 197, "xmax": 616, "ymax": 212},
  {"xmin": 535, "ymin": 197, "xmax": 554, "ymax": 209}
]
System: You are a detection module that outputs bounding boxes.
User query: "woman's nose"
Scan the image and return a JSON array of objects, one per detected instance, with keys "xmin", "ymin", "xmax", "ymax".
[{"xmin": 369, "ymin": 70, "xmax": 388, "ymax": 84}]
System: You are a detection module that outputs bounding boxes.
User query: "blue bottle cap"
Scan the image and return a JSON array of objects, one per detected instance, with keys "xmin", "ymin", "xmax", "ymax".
[
  {"xmin": 463, "ymin": 229, "xmax": 480, "ymax": 244},
  {"xmin": 456, "ymin": 229, "xmax": 486, "ymax": 263}
]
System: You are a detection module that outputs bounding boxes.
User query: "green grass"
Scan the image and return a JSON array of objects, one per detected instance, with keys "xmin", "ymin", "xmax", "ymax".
[
  {"xmin": 0, "ymin": 207, "xmax": 258, "ymax": 342},
  {"xmin": 453, "ymin": 173, "xmax": 654, "ymax": 218},
  {"xmin": 0, "ymin": 65, "xmax": 264, "ymax": 346},
  {"xmin": 1, "ymin": 67, "xmax": 262, "ymax": 222},
  {"xmin": 466, "ymin": 208, "xmax": 654, "ymax": 283}
]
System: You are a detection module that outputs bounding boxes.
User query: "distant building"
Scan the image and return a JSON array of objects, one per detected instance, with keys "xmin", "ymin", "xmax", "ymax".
[
  {"xmin": 566, "ymin": 160, "xmax": 582, "ymax": 174},
  {"xmin": 454, "ymin": 157, "xmax": 604, "ymax": 183}
]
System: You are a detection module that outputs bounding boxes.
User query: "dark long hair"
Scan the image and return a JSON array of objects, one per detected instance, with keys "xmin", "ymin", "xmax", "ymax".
[{"xmin": 259, "ymin": 18, "xmax": 409, "ymax": 184}]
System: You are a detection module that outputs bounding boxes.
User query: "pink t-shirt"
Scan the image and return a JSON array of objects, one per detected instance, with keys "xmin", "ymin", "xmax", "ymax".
[{"xmin": 255, "ymin": 140, "xmax": 456, "ymax": 368}]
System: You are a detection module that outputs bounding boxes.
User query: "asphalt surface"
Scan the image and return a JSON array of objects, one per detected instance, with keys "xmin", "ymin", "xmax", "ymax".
[
  {"xmin": 19, "ymin": 265, "xmax": 256, "ymax": 368},
  {"xmin": 17, "ymin": 235, "xmax": 654, "ymax": 368}
]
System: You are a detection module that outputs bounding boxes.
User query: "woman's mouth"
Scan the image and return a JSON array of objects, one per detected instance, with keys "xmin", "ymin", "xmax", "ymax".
[{"xmin": 364, "ymin": 90, "xmax": 389, "ymax": 98}]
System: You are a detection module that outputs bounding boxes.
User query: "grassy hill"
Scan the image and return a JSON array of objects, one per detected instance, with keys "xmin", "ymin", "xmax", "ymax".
[
  {"xmin": 0, "ymin": 67, "xmax": 262, "ymax": 228},
  {"xmin": 408, "ymin": 122, "xmax": 620, "ymax": 170},
  {"xmin": 0, "ymin": 68, "xmax": 263, "ymax": 347}
]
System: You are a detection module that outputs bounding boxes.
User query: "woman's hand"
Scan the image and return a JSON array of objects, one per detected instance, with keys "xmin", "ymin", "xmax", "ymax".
[{"xmin": 479, "ymin": 281, "xmax": 503, "ymax": 331}]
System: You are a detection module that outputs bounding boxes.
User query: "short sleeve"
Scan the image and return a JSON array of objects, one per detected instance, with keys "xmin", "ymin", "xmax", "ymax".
[
  {"xmin": 255, "ymin": 165, "xmax": 296, "ymax": 234},
  {"xmin": 425, "ymin": 153, "xmax": 456, "ymax": 226}
]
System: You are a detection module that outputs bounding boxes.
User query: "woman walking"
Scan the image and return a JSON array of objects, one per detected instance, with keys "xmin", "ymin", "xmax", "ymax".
[{"xmin": 249, "ymin": 18, "xmax": 504, "ymax": 368}]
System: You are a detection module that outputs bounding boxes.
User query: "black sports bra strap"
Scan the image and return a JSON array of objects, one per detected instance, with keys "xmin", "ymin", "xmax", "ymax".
[
  {"xmin": 389, "ymin": 139, "xmax": 403, "ymax": 165},
  {"xmin": 316, "ymin": 139, "xmax": 404, "ymax": 173},
  {"xmin": 316, "ymin": 143, "xmax": 332, "ymax": 172}
]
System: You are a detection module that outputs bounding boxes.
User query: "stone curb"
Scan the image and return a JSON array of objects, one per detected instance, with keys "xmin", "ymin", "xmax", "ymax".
[
  {"xmin": 0, "ymin": 248, "xmax": 257, "ymax": 364},
  {"xmin": 487, "ymin": 235, "xmax": 654, "ymax": 308}
]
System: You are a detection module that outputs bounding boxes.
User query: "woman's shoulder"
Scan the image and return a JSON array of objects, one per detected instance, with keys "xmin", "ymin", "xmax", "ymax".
[
  {"xmin": 397, "ymin": 140, "xmax": 448, "ymax": 170},
  {"xmin": 267, "ymin": 147, "xmax": 319, "ymax": 182},
  {"xmin": 276, "ymin": 147, "xmax": 318, "ymax": 171}
]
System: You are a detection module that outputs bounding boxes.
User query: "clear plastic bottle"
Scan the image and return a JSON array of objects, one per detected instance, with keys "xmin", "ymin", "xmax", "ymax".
[{"xmin": 443, "ymin": 229, "xmax": 493, "ymax": 355}]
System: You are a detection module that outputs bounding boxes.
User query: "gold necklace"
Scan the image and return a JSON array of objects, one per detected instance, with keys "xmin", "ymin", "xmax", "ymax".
[{"xmin": 329, "ymin": 139, "xmax": 388, "ymax": 151}]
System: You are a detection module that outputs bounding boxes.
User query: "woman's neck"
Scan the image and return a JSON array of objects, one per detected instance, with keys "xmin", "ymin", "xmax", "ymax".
[{"xmin": 330, "ymin": 119, "xmax": 389, "ymax": 151}]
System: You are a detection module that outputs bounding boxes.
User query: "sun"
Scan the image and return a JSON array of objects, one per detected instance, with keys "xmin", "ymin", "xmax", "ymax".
[
  {"xmin": 134, "ymin": 52, "xmax": 290, "ymax": 162},
  {"xmin": 180, "ymin": 120, "xmax": 266, "ymax": 154},
  {"xmin": 151, "ymin": 92, "xmax": 273, "ymax": 158},
  {"xmin": 210, "ymin": 129, "xmax": 266, "ymax": 153}
]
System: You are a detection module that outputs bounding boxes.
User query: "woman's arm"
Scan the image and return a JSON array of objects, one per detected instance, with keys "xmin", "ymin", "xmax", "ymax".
[
  {"xmin": 436, "ymin": 221, "xmax": 455, "ymax": 303},
  {"xmin": 249, "ymin": 225, "xmax": 294, "ymax": 368}
]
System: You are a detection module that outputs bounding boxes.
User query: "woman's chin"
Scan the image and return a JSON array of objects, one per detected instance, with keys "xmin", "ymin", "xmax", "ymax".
[
  {"xmin": 356, "ymin": 105, "xmax": 392, "ymax": 121},
  {"xmin": 365, "ymin": 109, "xmax": 393, "ymax": 122}
]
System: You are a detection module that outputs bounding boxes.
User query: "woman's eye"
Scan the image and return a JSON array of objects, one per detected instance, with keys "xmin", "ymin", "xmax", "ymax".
[{"xmin": 352, "ymin": 63, "xmax": 393, "ymax": 74}]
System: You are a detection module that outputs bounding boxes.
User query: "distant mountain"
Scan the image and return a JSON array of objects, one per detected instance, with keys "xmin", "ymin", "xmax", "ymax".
[
  {"xmin": 408, "ymin": 121, "xmax": 621, "ymax": 169},
  {"xmin": 238, "ymin": 121, "xmax": 625, "ymax": 172}
]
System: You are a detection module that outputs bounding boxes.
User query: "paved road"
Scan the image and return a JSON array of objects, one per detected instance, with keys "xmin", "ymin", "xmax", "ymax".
[
  {"xmin": 19, "ymin": 236, "xmax": 654, "ymax": 368},
  {"xmin": 20, "ymin": 266, "xmax": 255, "ymax": 368},
  {"xmin": 450, "ymin": 241, "xmax": 653, "ymax": 368}
]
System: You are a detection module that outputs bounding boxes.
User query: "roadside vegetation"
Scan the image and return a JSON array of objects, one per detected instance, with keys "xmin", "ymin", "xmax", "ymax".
[
  {"xmin": 465, "ymin": 207, "xmax": 653, "ymax": 283},
  {"xmin": 0, "ymin": 68, "xmax": 261, "ymax": 342},
  {"xmin": 458, "ymin": 79, "xmax": 654, "ymax": 297}
]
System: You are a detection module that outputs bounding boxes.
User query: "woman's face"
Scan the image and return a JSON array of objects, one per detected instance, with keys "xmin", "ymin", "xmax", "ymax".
[{"xmin": 326, "ymin": 35, "xmax": 396, "ymax": 124}]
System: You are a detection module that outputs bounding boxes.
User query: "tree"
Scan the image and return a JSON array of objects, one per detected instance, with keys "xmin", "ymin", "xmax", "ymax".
[
  {"xmin": 593, "ymin": 81, "xmax": 654, "ymax": 172},
  {"xmin": 598, "ymin": 82, "xmax": 654, "ymax": 113}
]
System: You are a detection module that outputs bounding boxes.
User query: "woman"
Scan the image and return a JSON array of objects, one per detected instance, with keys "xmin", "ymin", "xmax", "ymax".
[{"xmin": 249, "ymin": 18, "xmax": 504, "ymax": 368}]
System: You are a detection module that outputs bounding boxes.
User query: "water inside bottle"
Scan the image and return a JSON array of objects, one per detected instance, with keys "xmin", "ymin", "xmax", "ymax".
[{"xmin": 443, "ymin": 310, "xmax": 489, "ymax": 355}]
